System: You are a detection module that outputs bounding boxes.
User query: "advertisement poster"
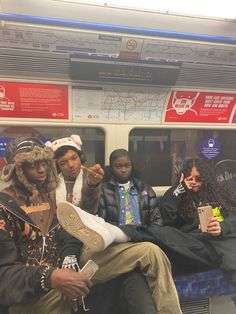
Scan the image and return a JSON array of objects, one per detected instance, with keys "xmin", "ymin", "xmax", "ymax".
[
  {"xmin": 164, "ymin": 90, "xmax": 236, "ymax": 123},
  {"xmin": 0, "ymin": 81, "xmax": 68, "ymax": 119}
]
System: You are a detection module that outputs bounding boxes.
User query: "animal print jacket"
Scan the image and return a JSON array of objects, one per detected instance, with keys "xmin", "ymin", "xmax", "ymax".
[{"xmin": 0, "ymin": 189, "xmax": 82, "ymax": 306}]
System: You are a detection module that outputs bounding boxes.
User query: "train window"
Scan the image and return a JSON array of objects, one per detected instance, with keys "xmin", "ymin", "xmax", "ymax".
[
  {"xmin": 129, "ymin": 128, "xmax": 236, "ymax": 187},
  {"xmin": 0, "ymin": 126, "xmax": 105, "ymax": 169}
]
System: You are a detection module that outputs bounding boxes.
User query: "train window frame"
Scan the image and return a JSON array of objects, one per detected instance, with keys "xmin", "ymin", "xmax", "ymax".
[
  {"xmin": 129, "ymin": 128, "xmax": 236, "ymax": 188},
  {"xmin": 0, "ymin": 125, "xmax": 105, "ymax": 175}
]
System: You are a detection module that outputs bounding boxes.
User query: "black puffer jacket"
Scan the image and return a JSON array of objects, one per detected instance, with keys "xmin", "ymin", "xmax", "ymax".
[{"xmin": 98, "ymin": 176, "xmax": 162, "ymax": 226}]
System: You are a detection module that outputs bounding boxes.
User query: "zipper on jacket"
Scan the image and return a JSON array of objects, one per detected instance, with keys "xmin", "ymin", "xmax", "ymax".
[
  {"xmin": 39, "ymin": 223, "xmax": 60, "ymax": 264},
  {"xmin": 40, "ymin": 236, "xmax": 46, "ymax": 264}
]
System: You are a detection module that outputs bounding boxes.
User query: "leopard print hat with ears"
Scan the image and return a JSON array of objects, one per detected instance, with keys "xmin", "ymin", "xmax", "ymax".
[{"xmin": 1, "ymin": 137, "xmax": 59, "ymax": 200}]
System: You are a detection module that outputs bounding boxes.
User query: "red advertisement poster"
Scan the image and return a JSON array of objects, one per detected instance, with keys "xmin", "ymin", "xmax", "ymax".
[
  {"xmin": 0, "ymin": 81, "xmax": 68, "ymax": 119},
  {"xmin": 164, "ymin": 90, "xmax": 236, "ymax": 123}
]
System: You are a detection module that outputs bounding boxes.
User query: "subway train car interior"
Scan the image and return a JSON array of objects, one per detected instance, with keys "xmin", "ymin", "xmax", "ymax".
[{"xmin": 1, "ymin": 0, "xmax": 236, "ymax": 313}]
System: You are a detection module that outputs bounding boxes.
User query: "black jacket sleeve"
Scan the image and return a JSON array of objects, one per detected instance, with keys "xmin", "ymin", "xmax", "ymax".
[
  {"xmin": 220, "ymin": 212, "xmax": 236, "ymax": 237},
  {"xmin": 0, "ymin": 206, "xmax": 48, "ymax": 306},
  {"xmin": 57, "ymin": 225, "xmax": 83, "ymax": 263},
  {"xmin": 159, "ymin": 182, "xmax": 187, "ymax": 226},
  {"xmin": 145, "ymin": 184, "xmax": 163, "ymax": 226},
  {"xmin": 97, "ymin": 183, "xmax": 108, "ymax": 221}
]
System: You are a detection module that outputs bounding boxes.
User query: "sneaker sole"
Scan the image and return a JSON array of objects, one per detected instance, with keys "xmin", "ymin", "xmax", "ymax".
[{"xmin": 57, "ymin": 202, "xmax": 105, "ymax": 252}]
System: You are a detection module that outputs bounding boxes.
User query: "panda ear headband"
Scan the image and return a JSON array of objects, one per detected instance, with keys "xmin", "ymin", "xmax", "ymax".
[{"xmin": 45, "ymin": 134, "xmax": 82, "ymax": 153}]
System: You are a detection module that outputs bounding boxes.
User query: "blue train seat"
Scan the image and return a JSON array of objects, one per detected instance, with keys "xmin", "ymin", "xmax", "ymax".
[{"xmin": 174, "ymin": 269, "xmax": 236, "ymax": 301}]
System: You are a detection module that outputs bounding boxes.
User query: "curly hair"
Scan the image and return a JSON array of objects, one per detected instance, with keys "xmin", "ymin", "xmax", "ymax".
[{"xmin": 176, "ymin": 158, "xmax": 236, "ymax": 222}]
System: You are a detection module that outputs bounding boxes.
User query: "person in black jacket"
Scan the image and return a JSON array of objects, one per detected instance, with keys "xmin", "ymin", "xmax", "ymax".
[
  {"xmin": 97, "ymin": 149, "xmax": 162, "ymax": 314},
  {"xmin": 158, "ymin": 158, "xmax": 236, "ymax": 278},
  {"xmin": 98, "ymin": 148, "xmax": 162, "ymax": 226}
]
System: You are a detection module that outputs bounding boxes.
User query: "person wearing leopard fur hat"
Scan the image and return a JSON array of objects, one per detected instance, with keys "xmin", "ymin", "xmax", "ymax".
[{"xmin": 0, "ymin": 137, "xmax": 91, "ymax": 314}]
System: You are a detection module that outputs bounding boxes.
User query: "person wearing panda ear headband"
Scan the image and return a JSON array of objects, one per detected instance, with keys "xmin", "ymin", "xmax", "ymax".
[
  {"xmin": 47, "ymin": 137, "xmax": 166, "ymax": 314},
  {"xmin": 46, "ymin": 134, "xmax": 104, "ymax": 214}
]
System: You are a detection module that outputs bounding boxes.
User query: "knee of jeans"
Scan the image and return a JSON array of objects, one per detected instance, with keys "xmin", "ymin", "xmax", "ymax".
[
  {"xmin": 139, "ymin": 242, "xmax": 159, "ymax": 256},
  {"xmin": 144, "ymin": 242, "xmax": 171, "ymax": 265},
  {"xmin": 141, "ymin": 242, "xmax": 159, "ymax": 252}
]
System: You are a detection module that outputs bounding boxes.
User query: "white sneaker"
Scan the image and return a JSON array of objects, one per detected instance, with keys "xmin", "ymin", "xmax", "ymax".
[{"xmin": 57, "ymin": 201, "xmax": 114, "ymax": 252}]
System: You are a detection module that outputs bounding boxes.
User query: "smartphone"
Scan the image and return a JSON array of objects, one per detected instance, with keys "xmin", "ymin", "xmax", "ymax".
[
  {"xmin": 198, "ymin": 205, "xmax": 213, "ymax": 232},
  {"xmin": 80, "ymin": 259, "xmax": 99, "ymax": 279},
  {"xmin": 72, "ymin": 260, "xmax": 99, "ymax": 312}
]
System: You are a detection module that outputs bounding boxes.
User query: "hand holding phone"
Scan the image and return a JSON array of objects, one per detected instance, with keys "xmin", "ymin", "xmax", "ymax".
[
  {"xmin": 198, "ymin": 205, "xmax": 213, "ymax": 232},
  {"xmin": 72, "ymin": 260, "xmax": 99, "ymax": 312}
]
